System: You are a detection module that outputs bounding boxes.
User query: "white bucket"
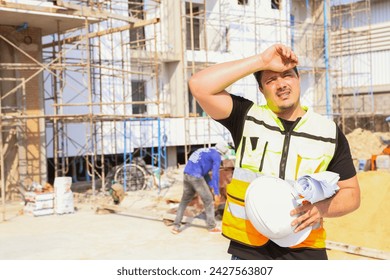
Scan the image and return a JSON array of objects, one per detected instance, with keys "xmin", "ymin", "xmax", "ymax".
[
  {"xmin": 54, "ymin": 176, "xmax": 72, "ymax": 194},
  {"xmin": 376, "ymin": 155, "xmax": 390, "ymax": 170}
]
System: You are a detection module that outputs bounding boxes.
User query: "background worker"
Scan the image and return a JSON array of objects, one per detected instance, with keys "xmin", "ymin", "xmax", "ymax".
[
  {"xmin": 171, "ymin": 142, "xmax": 229, "ymax": 234},
  {"xmin": 188, "ymin": 44, "xmax": 360, "ymax": 259}
]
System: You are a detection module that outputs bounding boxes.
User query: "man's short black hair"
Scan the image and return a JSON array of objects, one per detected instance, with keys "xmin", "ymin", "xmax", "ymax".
[{"xmin": 253, "ymin": 66, "xmax": 299, "ymax": 89}]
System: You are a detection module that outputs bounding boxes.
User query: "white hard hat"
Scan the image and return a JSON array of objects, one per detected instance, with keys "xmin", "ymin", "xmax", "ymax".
[
  {"xmin": 245, "ymin": 176, "xmax": 312, "ymax": 247},
  {"xmin": 215, "ymin": 141, "xmax": 229, "ymax": 156}
]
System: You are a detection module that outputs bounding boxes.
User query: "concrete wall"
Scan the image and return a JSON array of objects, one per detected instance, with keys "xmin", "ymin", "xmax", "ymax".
[{"xmin": 0, "ymin": 25, "xmax": 46, "ymax": 194}]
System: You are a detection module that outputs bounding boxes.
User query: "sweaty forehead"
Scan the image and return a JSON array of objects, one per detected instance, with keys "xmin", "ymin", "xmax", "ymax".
[{"xmin": 261, "ymin": 69, "xmax": 295, "ymax": 81}]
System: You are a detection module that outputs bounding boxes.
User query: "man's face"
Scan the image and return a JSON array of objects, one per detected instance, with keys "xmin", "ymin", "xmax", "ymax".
[{"xmin": 260, "ymin": 69, "xmax": 300, "ymax": 114}]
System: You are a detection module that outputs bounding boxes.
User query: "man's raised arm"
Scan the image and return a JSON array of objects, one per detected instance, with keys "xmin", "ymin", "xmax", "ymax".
[{"xmin": 188, "ymin": 44, "xmax": 298, "ymax": 120}]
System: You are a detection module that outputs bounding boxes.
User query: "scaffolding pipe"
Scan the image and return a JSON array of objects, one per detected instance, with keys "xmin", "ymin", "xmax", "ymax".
[
  {"xmin": 0, "ymin": 115, "xmax": 6, "ymax": 221},
  {"xmin": 85, "ymin": 17, "xmax": 96, "ymax": 196},
  {"xmin": 324, "ymin": 0, "xmax": 332, "ymax": 118},
  {"xmin": 180, "ymin": 0, "xmax": 189, "ymax": 164},
  {"xmin": 157, "ymin": 118, "xmax": 161, "ymax": 193}
]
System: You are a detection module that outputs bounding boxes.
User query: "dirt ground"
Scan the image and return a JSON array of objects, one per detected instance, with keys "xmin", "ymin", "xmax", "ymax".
[
  {"xmin": 1, "ymin": 165, "xmax": 389, "ymax": 260},
  {"xmin": 325, "ymin": 171, "xmax": 390, "ymax": 253},
  {"xmin": 0, "ymin": 169, "xmax": 231, "ymax": 260}
]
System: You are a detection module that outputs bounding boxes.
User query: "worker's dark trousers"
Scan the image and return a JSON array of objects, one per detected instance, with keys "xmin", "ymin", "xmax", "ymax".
[{"xmin": 173, "ymin": 173, "xmax": 216, "ymax": 230}]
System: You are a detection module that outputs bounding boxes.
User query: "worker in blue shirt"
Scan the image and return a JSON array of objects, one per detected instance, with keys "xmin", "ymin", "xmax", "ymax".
[{"xmin": 171, "ymin": 142, "xmax": 230, "ymax": 234}]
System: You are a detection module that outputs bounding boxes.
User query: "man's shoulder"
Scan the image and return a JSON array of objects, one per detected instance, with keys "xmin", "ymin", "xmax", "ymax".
[
  {"xmin": 196, "ymin": 147, "xmax": 217, "ymax": 158},
  {"xmin": 308, "ymin": 110, "xmax": 336, "ymax": 126},
  {"xmin": 231, "ymin": 94, "xmax": 254, "ymax": 108},
  {"xmin": 216, "ymin": 95, "xmax": 253, "ymax": 126},
  {"xmin": 301, "ymin": 109, "xmax": 337, "ymax": 137}
]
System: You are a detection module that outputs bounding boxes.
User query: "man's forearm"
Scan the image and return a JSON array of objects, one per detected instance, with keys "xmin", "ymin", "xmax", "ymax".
[
  {"xmin": 316, "ymin": 176, "xmax": 360, "ymax": 218},
  {"xmin": 189, "ymin": 55, "xmax": 261, "ymax": 97},
  {"xmin": 291, "ymin": 176, "xmax": 360, "ymax": 232},
  {"xmin": 317, "ymin": 188, "xmax": 360, "ymax": 218}
]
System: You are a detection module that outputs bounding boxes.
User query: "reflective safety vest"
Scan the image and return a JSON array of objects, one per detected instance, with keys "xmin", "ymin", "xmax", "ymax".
[{"xmin": 222, "ymin": 105, "xmax": 337, "ymax": 249}]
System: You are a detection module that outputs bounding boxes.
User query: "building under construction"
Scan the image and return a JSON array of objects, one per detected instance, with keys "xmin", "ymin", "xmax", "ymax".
[{"xmin": 1, "ymin": 0, "xmax": 390, "ymax": 204}]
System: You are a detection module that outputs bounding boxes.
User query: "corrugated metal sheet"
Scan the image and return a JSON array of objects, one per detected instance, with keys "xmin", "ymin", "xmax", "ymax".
[
  {"xmin": 331, "ymin": 0, "xmax": 390, "ymax": 29},
  {"xmin": 371, "ymin": 50, "xmax": 390, "ymax": 86},
  {"xmin": 331, "ymin": 22, "xmax": 390, "ymax": 54},
  {"xmin": 371, "ymin": 0, "xmax": 390, "ymax": 25},
  {"xmin": 330, "ymin": 50, "xmax": 390, "ymax": 89}
]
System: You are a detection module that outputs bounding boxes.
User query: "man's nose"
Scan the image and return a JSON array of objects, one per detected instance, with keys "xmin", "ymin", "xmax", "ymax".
[{"xmin": 275, "ymin": 77, "xmax": 287, "ymax": 89}]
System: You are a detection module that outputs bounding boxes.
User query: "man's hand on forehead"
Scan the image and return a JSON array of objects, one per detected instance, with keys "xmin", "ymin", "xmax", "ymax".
[{"xmin": 260, "ymin": 44, "xmax": 299, "ymax": 74}]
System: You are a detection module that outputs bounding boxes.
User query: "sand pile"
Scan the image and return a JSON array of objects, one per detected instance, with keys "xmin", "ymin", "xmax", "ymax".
[
  {"xmin": 346, "ymin": 128, "xmax": 390, "ymax": 160},
  {"xmin": 324, "ymin": 171, "xmax": 390, "ymax": 252}
]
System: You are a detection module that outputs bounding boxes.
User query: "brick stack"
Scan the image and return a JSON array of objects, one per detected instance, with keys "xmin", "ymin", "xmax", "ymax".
[{"xmin": 24, "ymin": 191, "xmax": 55, "ymax": 217}]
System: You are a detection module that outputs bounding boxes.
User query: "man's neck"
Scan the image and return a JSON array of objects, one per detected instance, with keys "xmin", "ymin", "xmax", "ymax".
[{"xmin": 275, "ymin": 105, "xmax": 306, "ymax": 121}]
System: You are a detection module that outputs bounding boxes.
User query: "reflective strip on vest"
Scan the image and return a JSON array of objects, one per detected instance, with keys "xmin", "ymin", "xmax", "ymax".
[
  {"xmin": 232, "ymin": 167, "xmax": 263, "ymax": 183},
  {"xmin": 226, "ymin": 200, "xmax": 247, "ymax": 220}
]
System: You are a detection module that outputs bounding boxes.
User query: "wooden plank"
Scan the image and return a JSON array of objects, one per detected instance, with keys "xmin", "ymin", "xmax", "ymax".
[
  {"xmin": 42, "ymin": 18, "xmax": 159, "ymax": 49},
  {"xmin": 161, "ymin": 213, "xmax": 207, "ymax": 227},
  {"xmin": 96, "ymin": 203, "xmax": 207, "ymax": 228},
  {"xmin": 0, "ymin": 1, "xmax": 63, "ymax": 13},
  {"xmin": 326, "ymin": 240, "xmax": 390, "ymax": 260},
  {"xmin": 96, "ymin": 203, "xmax": 162, "ymax": 222},
  {"xmin": 56, "ymin": 0, "xmax": 139, "ymax": 23}
]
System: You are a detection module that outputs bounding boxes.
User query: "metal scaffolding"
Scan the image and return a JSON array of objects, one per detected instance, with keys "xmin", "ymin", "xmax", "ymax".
[
  {"xmin": 330, "ymin": 0, "xmax": 374, "ymax": 133},
  {"xmin": 43, "ymin": 1, "xmax": 166, "ymax": 195},
  {"xmin": 0, "ymin": 0, "xmax": 165, "ymax": 217}
]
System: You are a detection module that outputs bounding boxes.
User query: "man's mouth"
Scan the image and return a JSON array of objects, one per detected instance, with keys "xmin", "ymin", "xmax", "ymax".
[{"xmin": 277, "ymin": 90, "xmax": 290, "ymax": 99}]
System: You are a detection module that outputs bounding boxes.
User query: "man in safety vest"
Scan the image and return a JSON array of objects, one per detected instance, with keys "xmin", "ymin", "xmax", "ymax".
[{"xmin": 188, "ymin": 44, "xmax": 360, "ymax": 260}]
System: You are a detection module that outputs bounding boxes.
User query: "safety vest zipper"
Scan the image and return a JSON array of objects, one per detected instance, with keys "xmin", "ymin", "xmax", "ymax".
[
  {"xmin": 279, "ymin": 118, "xmax": 301, "ymax": 179},
  {"xmin": 279, "ymin": 131, "xmax": 290, "ymax": 179}
]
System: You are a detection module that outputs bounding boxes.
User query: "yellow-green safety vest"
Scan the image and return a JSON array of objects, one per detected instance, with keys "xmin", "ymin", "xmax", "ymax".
[{"xmin": 222, "ymin": 104, "xmax": 337, "ymax": 249}]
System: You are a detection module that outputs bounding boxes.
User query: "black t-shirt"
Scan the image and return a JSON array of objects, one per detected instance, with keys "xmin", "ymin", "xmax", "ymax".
[{"xmin": 216, "ymin": 94, "xmax": 357, "ymax": 260}]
